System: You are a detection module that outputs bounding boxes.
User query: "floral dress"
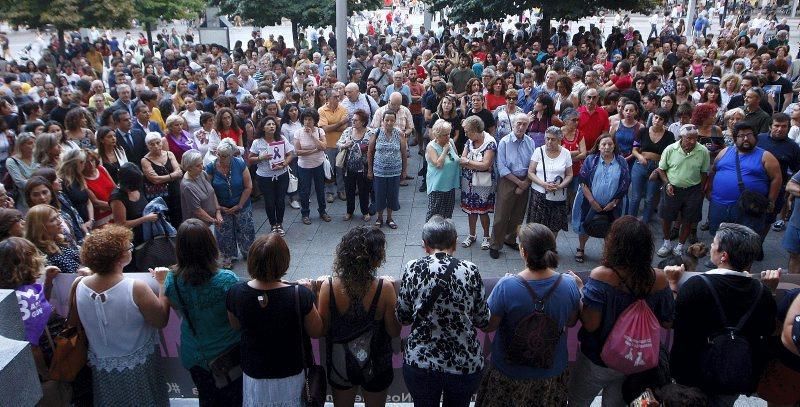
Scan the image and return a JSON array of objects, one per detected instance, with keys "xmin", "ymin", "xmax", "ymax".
[{"xmin": 461, "ymin": 134, "xmax": 497, "ymax": 214}]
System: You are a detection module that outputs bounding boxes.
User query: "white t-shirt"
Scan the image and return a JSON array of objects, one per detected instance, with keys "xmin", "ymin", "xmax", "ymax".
[
  {"xmin": 530, "ymin": 146, "xmax": 572, "ymax": 201},
  {"xmin": 250, "ymin": 136, "xmax": 295, "ymax": 177}
]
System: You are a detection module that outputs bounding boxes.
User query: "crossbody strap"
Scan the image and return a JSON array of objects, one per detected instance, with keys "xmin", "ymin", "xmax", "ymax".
[
  {"xmin": 733, "ymin": 149, "xmax": 745, "ymax": 194},
  {"xmin": 540, "ymin": 147, "xmax": 547, "ymax": 182},
  {"xmin": 417, "ymin": 258, "xmax": 459, "ymax": 319},
  {"xmin": 698, "ymin": 274, "xmax": 729, "ymax": 326},
  {"xmin": 295, "ymin": 285, "xmax": 309, "ymax": 369}
]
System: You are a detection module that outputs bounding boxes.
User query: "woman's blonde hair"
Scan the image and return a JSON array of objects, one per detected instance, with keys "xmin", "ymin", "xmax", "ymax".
[
  {"xmin": 431, "ymin": 119, "xmax": 452, "ymax": 139},
  {"xmin": 25, "ymin": 204, "xmax": 64, "ymax": 255},
  {"xmin": 57, "ymin": 148, "xmax": 87, "ymax": 189}
]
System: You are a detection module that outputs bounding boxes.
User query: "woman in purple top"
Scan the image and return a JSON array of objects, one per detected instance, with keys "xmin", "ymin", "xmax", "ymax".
[{"xmin": 163, "ymin": 115, "xmax": 197, "ymax": 162}]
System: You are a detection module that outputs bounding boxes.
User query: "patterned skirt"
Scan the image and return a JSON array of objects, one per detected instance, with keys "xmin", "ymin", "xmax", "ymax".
[
  {"xmin": 427, "ymin": 189, "xmax": 456, "ymax": 221},
  {"xmin": 91, "ymin": 347, "xmax": 169, "ymax": 406},
  {"xmin": 461, "ymin": 170, "xmax": 496, "ymax": 215},
  {"xmin": 527, "ymin": 190, "xmax": 569, "ymax": 233},
  {"xmin": 475, "ymin": 365, "xmax": 569, "ymax": 407}
]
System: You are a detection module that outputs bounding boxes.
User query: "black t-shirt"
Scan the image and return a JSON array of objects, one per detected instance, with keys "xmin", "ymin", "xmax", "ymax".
[
  {"xmin": 636, "ymin": 128, "xmax": 675, "ymax": 155},
  {"xmin": 64, "ymin": 181, "xmax": 90, "ymax": 221},
  {"xmin": 226, "ymin": 283, "xmax": 315, "ymax": 379},
  {"xmin": 465, "ymin": 108, "xmax": 496, "ymax": 132},
  {"xmin": 764, "ymin": 76, "xmax": 793, "ymax": 111},
  {"xmin": 109, "ymin": 187, "xmax": 146, "ymax": 245}
]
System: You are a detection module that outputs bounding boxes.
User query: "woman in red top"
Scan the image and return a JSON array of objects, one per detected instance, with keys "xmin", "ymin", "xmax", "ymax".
[
  {"xmin": 485, "ymin": 76, "xmax": 507, "ymax": 112},
  {"xmin": 83, "ymin": 149, "xmax": 116, "ymax": 226},
  {"xmin": 215, "ymin": 107, "xmax": 243, "ymax": 147},
  {"xmin": 559, "ymin": 108, "xmax": 586, "ymax": 211}
]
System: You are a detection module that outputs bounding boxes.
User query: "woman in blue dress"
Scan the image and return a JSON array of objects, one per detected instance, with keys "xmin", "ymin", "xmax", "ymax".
[{"xmin": 572, "ymin": 134, "xmax": 631, "ymax": 263}]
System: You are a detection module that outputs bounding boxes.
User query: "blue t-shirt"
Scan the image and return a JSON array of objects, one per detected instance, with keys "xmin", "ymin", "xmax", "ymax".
[
  {"xmin": 164, "ymin": 269, "xmax": 241, "ymax": 370},
  {"xmin": 578, "ymin": 277, "xmax": 675, "ymax": 367},
  {"xmin": 205, "ymin": 157, "xmax": 251, "ymax": 209},
  {"xmin": 487, "ymin": 273, "xmax": 581, "ymax": 379}
]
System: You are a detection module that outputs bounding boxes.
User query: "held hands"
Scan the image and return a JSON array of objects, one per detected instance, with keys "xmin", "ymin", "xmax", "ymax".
[
  {"xmin": 44, "ymin": 266, "xmax": 60, "ymax": 284},
  {"xmin": 143, "ymin": 213, "xmax": 159, "ymax": 223},
  {"xmin": 149, "ymin": 267, "xmax": 169, "ymax": 285},
  {"xmin": 664, "ymin": 183, "xmax": 675, "ymax": 197},
  {"xmin": 602, "ymin": 200, "xmax": 617, "ymax": 212},
  {"xmin": 259, "ymin": 151, "xmax": 273, "ymax": 161},
  {"xmin": 637, "ymin": 157, "xmax": 647, "ymax": 166},
  {"xmin": 663, "ymin": 264, "xmax": 685, "ymax": 286}
]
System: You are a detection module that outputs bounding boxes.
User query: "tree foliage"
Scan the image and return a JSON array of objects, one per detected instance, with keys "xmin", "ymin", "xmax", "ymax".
[
  {"xmin": 212, "ymin": 0, "xmax": 383, "ymax": 47},
  {"xmin": 0, "ymin": 0, "xmax": 134, "ymax": 30},
  {"xmin": 425, "ymin": 0, "xmax": 656, "ymax": 24},
  {"xmin": 135, "ymin": 0, "xmax": 207, "ymax": 24}
]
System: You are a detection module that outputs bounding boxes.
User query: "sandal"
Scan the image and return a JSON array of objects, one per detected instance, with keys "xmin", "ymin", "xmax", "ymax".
[
  {"xmin": 462, "ymin": 235, "xmax": 477, "ymax": 248},
  {"xmin": 302, "ymin": 217, "xmax": 312, "ymax": 225},
  {"xmin": 575, "ymin": 249, "xmax": 585, "ymax": 263},
  {"xmin": 480, "ymin": 237, "xmax": 491, "ymax": 250},
  {"xmin": 387, "ymin": 220, "xmax": 398, "ymax": 229},
  {"xmin": 374, "ymin": 219, "xmax": 384, "ymax": 228}
]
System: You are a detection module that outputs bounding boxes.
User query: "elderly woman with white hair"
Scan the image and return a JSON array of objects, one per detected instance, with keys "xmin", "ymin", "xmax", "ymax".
[
  {"xmin": 207, "ymin": 138, "xmax": 255, "ymax": 268},
  {"xmin": 181, "ymin": 150, "xmax": 222, "ymax": 226},
  {"xmin": 142, "ymin": 131, "xmax": 184, "ymax": 227},
  {"xmin": 163, "ymin": 115, "xmax": 197, "ymax": 162},
  {"xmin": 425, "ymin": 119, "xmax": 461, "ymax": 221}
]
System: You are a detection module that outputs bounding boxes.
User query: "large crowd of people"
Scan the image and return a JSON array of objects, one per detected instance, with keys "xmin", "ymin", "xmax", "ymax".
[{"xmin": 1, "ymin": 4, "xmax": 800, "ymax": 406}]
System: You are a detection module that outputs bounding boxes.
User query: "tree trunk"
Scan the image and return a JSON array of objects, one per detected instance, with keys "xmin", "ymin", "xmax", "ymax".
[
  {"xmin": 291, "ymin": 20, "xmax": 300, "ymax": 50},
  {"xmin": 539, "ymin": 11, "xmax": 551, "ymax": 46},
  {"xmin": 57, "ymin": 27, "xmax": 66, "ymax": 65},
  {"xmin": 145, "ymin": 21, "xmax": 155, "ymax": 54}
]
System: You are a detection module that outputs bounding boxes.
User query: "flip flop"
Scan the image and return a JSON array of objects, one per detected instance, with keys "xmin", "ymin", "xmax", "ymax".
[{"xmin": 374, "ymin": 219, "xmax": 383, "ymax": 228}]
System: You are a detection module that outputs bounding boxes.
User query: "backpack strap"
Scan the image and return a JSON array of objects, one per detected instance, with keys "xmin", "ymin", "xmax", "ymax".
[
  {"xmin": 366, "ymin": 278, "xmax": 384, "ymax": 320},
  {"xmin": 734, "ymin": 281, "xmax": 765, "ymax": 332},
  {"xmin": 513, "ymin": 274, "xmax": 563, "ymax": 308},
  {"xmin": 698, "ymin": 274, "xmax": 730, "ymax": 327}
]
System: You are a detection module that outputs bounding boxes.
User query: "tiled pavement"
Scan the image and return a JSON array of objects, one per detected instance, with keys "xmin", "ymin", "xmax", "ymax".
[{"xmin": 230, "ymin": 149, "xmax": 791, "ymax": 281}]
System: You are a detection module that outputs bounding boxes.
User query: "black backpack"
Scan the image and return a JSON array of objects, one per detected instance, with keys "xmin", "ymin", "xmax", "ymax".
[
  {"xmin": 698, "ymin": 274, "xmax": 765, "ymax": 395},
  {"xmin": 326, "ymin": 278, "xmax": 391, "ymax": 388},
  {"xmin": 505, "ymin": 274, "xmax": 564, "ymax": 369}
]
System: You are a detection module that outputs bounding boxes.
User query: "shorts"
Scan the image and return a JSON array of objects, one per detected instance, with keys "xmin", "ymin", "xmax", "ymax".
[
  {"xmin": 658, "ymin": 183, "xmax": 703, "ymax": 224},
  {"xmin": 782, "ymin": 223, "xmax": 800, "ymax": 254},
  {"xmin": 328, "ymin": 367, "xmax": 394, "ymax": 392}
]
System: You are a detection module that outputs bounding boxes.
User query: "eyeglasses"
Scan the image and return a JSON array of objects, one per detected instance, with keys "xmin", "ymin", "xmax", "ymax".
[{"xmin": 128, "ymin": 243, "xmax": 134, "ymax": 252}]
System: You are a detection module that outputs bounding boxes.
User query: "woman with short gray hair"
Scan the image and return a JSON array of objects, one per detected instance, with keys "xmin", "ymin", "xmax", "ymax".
[
  {"xmin": 207, "ymin": 138, "xmax": 255, "ymax": 268},
  {"xmin": 396, "ymin": 215, "xmax": 490, "ymax": 405},
  {"xmin": 527, "ymin": 125, "xmax": 573, "ymax": 237},
  {"xmin": 425, "ymin": 119, "xmax": 460, "ymax": 221},
  {"xmin": 180, "ymin": 150, "xmax": 221, "ymax": 226}
]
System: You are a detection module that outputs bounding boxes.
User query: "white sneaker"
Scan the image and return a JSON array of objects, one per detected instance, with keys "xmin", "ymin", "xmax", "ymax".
[
  {"xmin": 290, "ymin": 200, "xmax": 301, "ymax": 209},
  {"xmin": 657, "ymin": 241, "xmax": 673, "ymax": 257},
  {"xmin": 672, "ymin": 243, "xmax": 684, "ymax": 256},
  {"xmin": 480, "ymin": 237, "xmax": 490, "ymax": 250}
]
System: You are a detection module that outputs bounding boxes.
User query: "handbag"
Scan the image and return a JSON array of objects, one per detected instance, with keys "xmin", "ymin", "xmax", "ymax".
[
  {"xmin": 538, "ymin": 148, "xmax": 566, "ymax": 207},
  {"xmin": 134, "ymin": 235, "xmax": 177, "ymax": 273},
  {"xmin": 49, "ymin": 276, "xmax": 87, "ymax": 382},
  {"xmin": 294, "ymin": 285, "xmax": 327, "ymax": 407},
  {"xmin": 583, "ymin": 211, "xmax": 614, "ymax": 238},
  {"xmin": 335, "ymin": 148, "xmax": 348, "ymax": 169},
  {"xmin": 174, "ymin": 279, "xmax": 242, "ymax": 389},
  {"xmin": 469, "ymin": 140, "xmax": 492, "ymax": 187},
  {"xmin": 288, "ymin": 168, "xmax": 299, "ymax": 194},
  {"xmin": 734, "ymin": 150, "xmax": 770, "ymax": 217}
]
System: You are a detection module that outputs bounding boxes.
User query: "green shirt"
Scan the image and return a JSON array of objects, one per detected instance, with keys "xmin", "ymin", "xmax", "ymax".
[
  {"xmin": 426, "ymin": 140, "xmax": 461, "ymax": 194},
  {"xmin": 658, "ymin": 141, "xmax": 710, "ymax": 188},
  {"xmin": 165, "ymin": 269, "xmax": 241, "ymax": 370}
]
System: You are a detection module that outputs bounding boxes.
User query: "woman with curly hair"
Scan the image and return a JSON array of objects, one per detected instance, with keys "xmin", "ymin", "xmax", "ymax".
[
  {"xmin": 317, "ymin": 226, "xmax": 401, "ymax": 406},
  {"xmin": 568, "ymin": 216, "xmax": 675, "ymax": 406}
]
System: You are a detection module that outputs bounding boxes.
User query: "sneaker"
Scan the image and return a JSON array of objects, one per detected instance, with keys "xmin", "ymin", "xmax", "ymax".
[
  {"xmin": 326, "ymin": 193, "xmax": 335, "ymax": 203},
  {"xmin": 772, "ymin": 220, "xmax": 786, "ymax": 231},
  {"xmin": 657, "ymin": 240, "xmax": 673, "ymax": 257},
  {"xmin": 672, "ymin": 243, "xmax": 684, "ymax": 256},
  {"xmin": 290, "ymin": 200, "xmax": 301, "ymax": 209},
  {"xmin": 276, "ymin": 226, "xmax": 286, "ymax": 236},
  {"xmin": 271, "ymin": 225, "xmax": 279, "ymax": 234},
  {"xmin": 462, "ymin": 235, "xmax": 476, "ymax": 248},
  {"xmin": 480, "ymin": 237, "xmax": 490, "ymax": 250}
]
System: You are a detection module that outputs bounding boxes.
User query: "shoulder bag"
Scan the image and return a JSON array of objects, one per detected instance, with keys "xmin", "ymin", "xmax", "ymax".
[
  {"xmin": 287, "ymin": 167, "xmax": 299, "ymax": 194},
  {"xmin": 538, "ymin": 148, "xmax": 566, "ymax": 205},
  {"xmin": 49, "ymin": 276, "xmax": 87, "ymax": 382},
  {"xmin": 295, "ymin": 285, "xmax": 327, "ymax": 406},
  {"xmin": 319, "ymin": 129, "xmax": 334, "ymax": 181},
  {"xmin": 470, "ymin": 140, "xmax": 492, "ymax": 187},
  {"xmin": 734, "ymin": 150, "xmax": 770, "ymax": 217},
  {"xmin": 174, "ymin": 279, "xmax": 242, "ymax": 389}
]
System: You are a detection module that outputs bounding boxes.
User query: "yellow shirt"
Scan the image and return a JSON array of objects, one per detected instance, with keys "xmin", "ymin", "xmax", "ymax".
[
  {"xmin": 150, "ymin": 107, "xmax": 167, "ymax": 132},
  {"xmin": 317, "ymin": 104, "xmax": 348, "ymax": 148}
]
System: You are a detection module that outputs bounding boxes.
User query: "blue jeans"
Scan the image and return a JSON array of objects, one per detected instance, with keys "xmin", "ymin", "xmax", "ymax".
[
  {"xmin": 628, "ymin": 160, "xmax": 661, "ymax": 223},
  {"xmin": 298, "ymin": 164, "xmax": 327, "ymax": 218},
  {"xmin": 707, "ymin": 200, "xmax": 766, "ymax": 236},
  {"xmin": 402, "ymin": 364, "xmax": 482, "ymax": 407}
]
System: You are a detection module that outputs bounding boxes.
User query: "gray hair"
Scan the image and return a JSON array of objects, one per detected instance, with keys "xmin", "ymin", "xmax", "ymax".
[
  {"xmin": 422, "ymin": 215, "xmax": 458, "ymax": 250},
  {"xmin": 545, "ymin": 126, "xmax": 563, "ymax": 139},
  {"xmin": 461, "ymin": 115, "xmax": 485, "ymax": 134},
  {"xmin": 145, "ymin": 132, "xmax": 162, "ymax": 145},
  {"xmin": 714, "ymin": 223, "xmax": 762, "ymax": 272},
  {"xmin": 511, "ymin": 112, "xmax": 531, "ymax": 126},
  {"xmin": 216, "ymin": 137, "xmax": 238, "ymax": 158},
  {"xmin": 559, "ymin": 107, "xmax": 579, "ymax": 122},
  {"xmin": 568, "ymin": 67, "xmax": 584, "ymax": 78},
  {"xmin": 180, "ymin": 149, "xmax": 204, "ymax": 173},
  {"xmin": 431, "ymin": 119, "xmax": 452, "ymax": 139},
  {"xmin": 678, "ymin": 124, "xmax": 699, "ymax": 137},
  {"xmin": 14, "ymin": 132, "xmax": 35, "ymax": 155}
]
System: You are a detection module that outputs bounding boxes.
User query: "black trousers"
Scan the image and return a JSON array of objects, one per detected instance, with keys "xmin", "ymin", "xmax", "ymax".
[
  {"xmin": 345, "ymin": 170, "xmax": 371, "ymax": 215},
  {"xmin": 189, "ymin": 366, "xmax": 243, "ymax": 407}
]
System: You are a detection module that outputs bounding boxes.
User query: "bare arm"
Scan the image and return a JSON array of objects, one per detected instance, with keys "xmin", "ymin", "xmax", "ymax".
[
  {"xmin": 111, "ymin": 199, "xmax": 157, "ymax": 227},
  {"xmin": 782, "ymin": 294, "xmax": 800, "ymax": 356},
  {"xmin": 132, "ymin": 279, "xmax": 170, "ymax": 329},
  {"xmin": 763, "ymin": 151, "xmax": 783, "ymax": 204}
]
